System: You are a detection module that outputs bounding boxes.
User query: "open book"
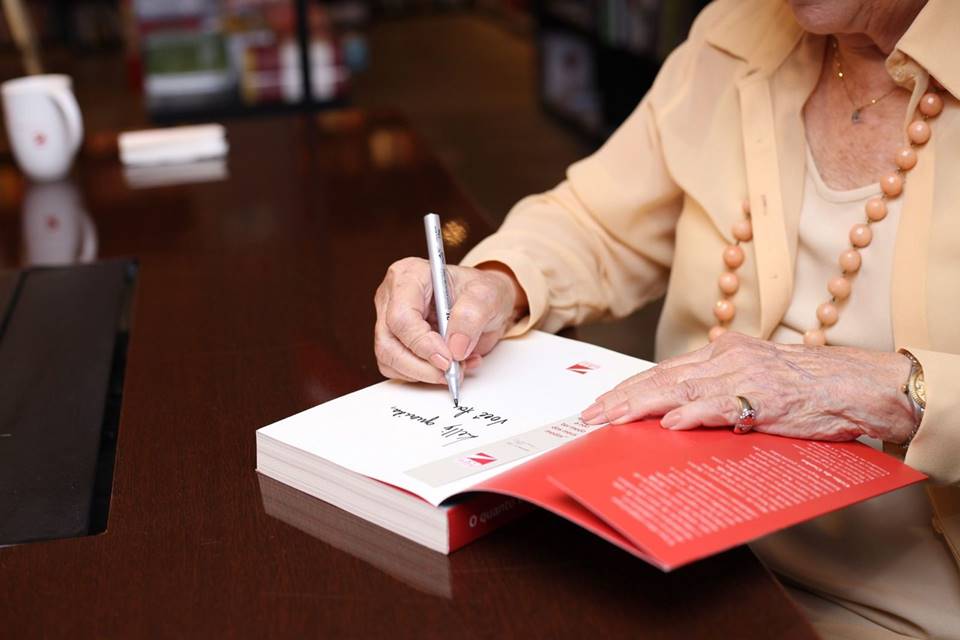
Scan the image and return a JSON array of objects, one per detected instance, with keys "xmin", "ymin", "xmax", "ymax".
[{"xmin": 256, "ymin": 331, "xmax": 925, "ymax": 571}]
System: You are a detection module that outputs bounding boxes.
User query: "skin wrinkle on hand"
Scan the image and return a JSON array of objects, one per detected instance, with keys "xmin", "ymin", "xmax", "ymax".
[
  {"xmin": 373, "ymin": 256, "xmax": 519, "ymax": 384},
  {"xmin": 581, "ymin": 332, "xmax": 915, "ymax": 444}
]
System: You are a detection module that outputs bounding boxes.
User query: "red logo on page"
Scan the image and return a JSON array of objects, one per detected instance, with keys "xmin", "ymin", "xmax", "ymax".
[
  {"xmin": 459, "ymin": 452, "xmax": 497, "ymax": 467},
  {"xmin": 567, "ymin": 361, "xmax": 600, "ymax": 375}
]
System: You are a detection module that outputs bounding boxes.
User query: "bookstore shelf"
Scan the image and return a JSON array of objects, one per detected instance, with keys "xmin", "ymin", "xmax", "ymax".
[
  {"xmin": 535, "ymin": 0, "xmax": 707, "ymax": 140},
  {"xmin": 133, "ymin": 0, "xmax": 368, "ymax": 122}
]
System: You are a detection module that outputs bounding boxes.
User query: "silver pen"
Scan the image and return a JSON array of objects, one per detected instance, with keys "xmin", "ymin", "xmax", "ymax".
[{"xmin": 423, "ymin": 213, "xmax": 461, "ymax": 407}]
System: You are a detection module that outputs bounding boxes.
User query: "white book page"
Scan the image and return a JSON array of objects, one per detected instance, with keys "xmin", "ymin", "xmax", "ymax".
[{"xmin": 258, "ymin": 331, "xmax": 653, "ymax": 505}]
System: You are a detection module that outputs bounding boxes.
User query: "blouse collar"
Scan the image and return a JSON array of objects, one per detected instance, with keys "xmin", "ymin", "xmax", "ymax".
[{"xmin": 704, "ymin": 0, "xmax": 958, "ymax": 97}]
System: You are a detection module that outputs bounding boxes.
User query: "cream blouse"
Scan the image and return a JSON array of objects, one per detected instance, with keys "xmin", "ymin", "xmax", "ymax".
[
  {"xmin": 460, "ymin": 0, "xmax": 960, "ymax": 634},
  {"xmin": 753, "ymin": 147, "xmax": 960, "ymax": 639}
]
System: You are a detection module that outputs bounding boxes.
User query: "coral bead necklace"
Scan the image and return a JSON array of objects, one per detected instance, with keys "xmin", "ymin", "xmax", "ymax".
[{"xmin": 709, "ymin": 55, "xmax": 945, "ymax": 346}]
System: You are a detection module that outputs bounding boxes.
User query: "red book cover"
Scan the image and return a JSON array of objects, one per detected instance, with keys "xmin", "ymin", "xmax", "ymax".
[
  {"xmin": 473, "ymin": 437, "xmax": 660, "ymax": 564},
  {"xmin": 537, "ymin": 421, "xmax": 926, "ymax": 570},
  {"xmin": 446, "ymin": 493, "xmax": 533, "ymax": 552}
]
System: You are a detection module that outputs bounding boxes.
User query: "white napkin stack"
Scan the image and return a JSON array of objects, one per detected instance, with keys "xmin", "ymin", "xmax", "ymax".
[{"xmin": 119, "ymin": 124, "xmax": 228, "ymax": 167}]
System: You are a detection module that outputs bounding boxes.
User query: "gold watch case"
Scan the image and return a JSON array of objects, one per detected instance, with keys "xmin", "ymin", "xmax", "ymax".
[
  {"xmin": 899, "ymin": 349, "xmax": 927, "ymax": 413},
  {"xmin": 908, "ymin": 366, "xmax": 927, "ymax": 407}
]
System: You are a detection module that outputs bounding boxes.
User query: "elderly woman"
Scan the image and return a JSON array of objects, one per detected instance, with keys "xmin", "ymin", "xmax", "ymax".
[{"xmin": 373, "ymin": 0, "xmax": 959, "ymax": 636}]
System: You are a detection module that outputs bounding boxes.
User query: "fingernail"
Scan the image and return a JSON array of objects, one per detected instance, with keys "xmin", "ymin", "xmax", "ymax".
[
  {"xmin": 661, "ymin": 413, "xmax": 681, "ymax": 429},
  {"xmin": 581, "ymin": 402, "xmax": 603, "ymax": 421},
  {"xmin": 605, "ymin": 402, "xmax": 630, "ymax": 423},
  {"xmin": 429, "ymin": 353, "xmax": 451, "ymax": 371},
  {"xmin": 448, "ymin": 333, "xmax": 471, "ymax": 360}
]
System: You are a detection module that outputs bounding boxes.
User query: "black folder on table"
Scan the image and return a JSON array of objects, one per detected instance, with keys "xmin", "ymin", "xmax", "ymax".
[{"xmin": 0, "ymin": 260, "xmax": 136, "ymax": 545}]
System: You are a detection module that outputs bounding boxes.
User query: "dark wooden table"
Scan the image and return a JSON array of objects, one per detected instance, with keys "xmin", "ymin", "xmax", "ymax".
[{"xmin": 0, "ymin": 111, "xmax": 817, "ymax": 639}]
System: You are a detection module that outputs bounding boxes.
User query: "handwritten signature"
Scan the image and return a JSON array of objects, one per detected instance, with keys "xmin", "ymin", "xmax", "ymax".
[{"xmin": 389, "ymin": 404, "xmax": 510, "ymax": 446}]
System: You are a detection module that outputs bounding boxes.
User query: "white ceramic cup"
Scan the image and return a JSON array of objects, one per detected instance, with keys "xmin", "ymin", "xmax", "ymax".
[
  {"xmin": 2, "ymin": 74, "xmax": 84, "ymax": 181},
  {"xmin": 22, "ymin": 180, "xmax": 97, "ymax": 266}
]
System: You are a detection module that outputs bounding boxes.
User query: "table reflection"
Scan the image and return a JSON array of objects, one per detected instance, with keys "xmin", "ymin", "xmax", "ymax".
[
  {"xmin": 21, "ymin": 179, "xmax": 97, "ymax": 267},
  {"xmin": 123, "ymin": 158, "xmax": 229, "ymax": 190},
  {"xmin": 368, "ymin": 127, "xmax": 418, "ymax": 169},
  {"xmin": 257, "ymin": 473, "xmax": 456, "ymax": 599}
]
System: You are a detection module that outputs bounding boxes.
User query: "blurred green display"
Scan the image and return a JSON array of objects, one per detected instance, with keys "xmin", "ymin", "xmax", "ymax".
[{"xmin": 144, "ymin": 32, "xmax": 229, "ymax": 75}]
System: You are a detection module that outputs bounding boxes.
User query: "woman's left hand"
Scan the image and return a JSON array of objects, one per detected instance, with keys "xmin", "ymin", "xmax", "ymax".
[{"xmin": 580, "ymin": 332, "xmax": 917, "ymax": 443}]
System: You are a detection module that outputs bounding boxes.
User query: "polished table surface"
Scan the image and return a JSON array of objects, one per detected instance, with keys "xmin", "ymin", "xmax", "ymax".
[{"xmin": 0, "ymin": 111, "xmax": 818, "ymax": 639}]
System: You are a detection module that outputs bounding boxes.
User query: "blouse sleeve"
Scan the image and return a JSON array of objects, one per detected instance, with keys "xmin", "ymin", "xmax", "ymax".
[
  {"xmin": 459, "ymin": 41, "xmax": 697, "ymax": 337},
  {"xmin": 901, "ymin": 347, "xmax": 960, "ymax": 485}
]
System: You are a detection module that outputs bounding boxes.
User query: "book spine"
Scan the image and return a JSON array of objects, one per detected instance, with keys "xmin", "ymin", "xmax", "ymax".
[{"xmin": 447, "ymin": 494, "xmax": 533, "ymax": 552}]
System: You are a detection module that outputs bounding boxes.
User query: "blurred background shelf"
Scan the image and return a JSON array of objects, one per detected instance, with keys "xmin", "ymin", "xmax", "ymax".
[
  {"xmin": 0, "ymin": 0, "xmax": 125, "ymax": 52},
  {"xmin": 0, "ymin": 0, "xmax": 707, "ymax": 360},
  {"xmin": 535, "ymin": 0, "xmax": 707, "ymax": 140},
  {"xmin": 0, "ymin": 0, "xmax": 369, "ymax": 122},
  {"xmin": 132, "ymin": 0, "xmax": 368, "ymax": 120},
  {"xmin": 1, "ymin": 0, "xmax": 705, "ymax": 133}
]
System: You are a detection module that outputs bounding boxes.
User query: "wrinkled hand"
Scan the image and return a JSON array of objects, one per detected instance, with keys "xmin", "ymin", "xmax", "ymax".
[
  {"xmin": 580, "ymin": 332, "xmax": 917, "ymax": 443},
  {"xmin": 374, "ymin": 257, "xmax": 523, "ymax": 384}
]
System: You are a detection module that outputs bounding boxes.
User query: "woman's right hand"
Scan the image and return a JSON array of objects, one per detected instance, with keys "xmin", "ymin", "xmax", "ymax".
[{"xmin": 373, "ymin": 257, "xmax": 525, "ymax": 384}]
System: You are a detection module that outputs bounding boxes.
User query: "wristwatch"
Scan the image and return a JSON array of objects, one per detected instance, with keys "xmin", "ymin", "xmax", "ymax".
[{"xmin": 898, "ymin": 348, "xmax": 926, "ymax": 446}]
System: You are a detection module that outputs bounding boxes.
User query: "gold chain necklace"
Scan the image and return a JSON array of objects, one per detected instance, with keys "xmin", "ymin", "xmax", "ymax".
[{"xmin": 832, "ymin": 38, "xmax": 899, "ymax": 124}]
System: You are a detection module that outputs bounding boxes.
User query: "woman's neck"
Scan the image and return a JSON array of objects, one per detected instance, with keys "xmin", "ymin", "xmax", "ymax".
[
  {"xmin": 833, "ymin": 0, "xmax": 927, "ymax": 57},
  {"xmin": 830, "ymin": 0, "xmax": 927, "ymax": 95}
]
